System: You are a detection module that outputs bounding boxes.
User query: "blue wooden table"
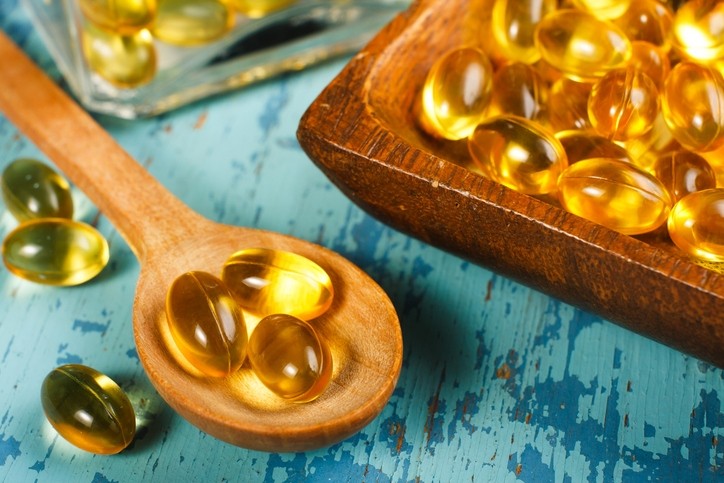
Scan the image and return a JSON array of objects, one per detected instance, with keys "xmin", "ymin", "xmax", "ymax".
[{"xmin": 1, "ymin": 2, "xmax": 723, "ymax": 481}]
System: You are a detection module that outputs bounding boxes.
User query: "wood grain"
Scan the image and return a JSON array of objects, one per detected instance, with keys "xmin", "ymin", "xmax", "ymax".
[{"xmin": 297, "ymin": 0, "xmax": 724, "ymax": 367}]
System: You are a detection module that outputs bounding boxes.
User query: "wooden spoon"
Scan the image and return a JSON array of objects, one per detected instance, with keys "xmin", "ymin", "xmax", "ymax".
[{"xmin": 0, "ymin": 33, "xmax": 402, "ymax": 452}]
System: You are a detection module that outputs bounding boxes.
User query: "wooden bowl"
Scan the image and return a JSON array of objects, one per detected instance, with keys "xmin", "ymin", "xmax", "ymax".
[{"xmin": 297, "ymin": 0, "xmax": 724, "ymax": 367}]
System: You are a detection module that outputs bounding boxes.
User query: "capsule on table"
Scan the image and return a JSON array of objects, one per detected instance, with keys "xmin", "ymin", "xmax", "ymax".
[
  {"xmin": 570, "ymin": 0, "xmax": 631, "ymax": 20},
  {"xmin": 672, "ymin": 0, "xmax": 724, "ymax": 62},
  {"xmin": 662, "ymin": 61, "xmax": 724, "ymax": 152},
  {"xmin": 486, "ymin": 62, "xmax": 547, "ymax": 121},
  {"xmin": 1, "ymin": 158, "xmax": 74, "ymax": 222},
  {"xmin": 419, "ymin": 47, "xmax": 493, "ymax": 140},
  {"xmin": 588, "ymin": 67, "xmax": 660, "ymax": 141},
  {"xmin": 468, "ymin": 115, "xmax": 568, "ymax": 195},
  {"xmin": 555, "ymin": 130, "xmax": 631, "ymax": 165},
  {"xmin": 534, "ymin": 9, "xmax": 631, "ymax": 81},
  {"xmin": 547, "ymin": 77, "xmax": 592, "ymax": 132},
  {"xmin": 153, "ymin": 0, "xmax": 234, "ymax": 46},
  {"xmin": 614, "ymin": 0, "xmax": 674, "ymax": 51},
  {"xmin": 490, "ymin": 0, "xmax": 557, "ymax": 64},
  {"xmin": 41, "ymin": 364, "xmax": 136, "ymax": 454},
  {"xmin": 652, "ymin": 150, "xmax": 717, "ymax": 202},
  {"xmin": 221, "ymin": 248, "xmax": 334, "ymax": 320},
  {"xmin": 82, "ymin": 23, "xmax": 156, "ymax": 88},
  {"xmin": 165, "ymin": 271, "xmax": 248, "ymax": 377},
  {"xmin": 2, "ymin": 219, "xmax": 109, "ymax": 286},
  {"xmin": 78, "ymin": 0, "xmax": 156, "ymax": 34},
  {"xmin": 558, "ymin": 158, "xmax": 672, "ymax": 235},
  {"xmin": 668, "ymin": 189, "xmax": 724, "ymax": 262},
  {"xmin": 227, "ymin": 0, "xmax": 296, "ymax": 18},
  {"xmin": 248, "ymin": 314, "xmax": 332, "ymax": 402}
]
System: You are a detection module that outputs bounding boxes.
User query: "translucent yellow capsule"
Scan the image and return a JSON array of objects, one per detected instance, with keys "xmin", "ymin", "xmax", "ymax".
[
  {"xmin": 221, "ymin": 248, "xmax": 333, "ymax": 320},
  {"xmin": 614, "ymin": 0, "xmax": 674, "ymax": 50},
  {"xmin": 248, "ymin": 314, "xmax": 332, "ymax": 402},
  {"xmin": 672, "ymin": 0, "xmax": 724, "ymax": 62},
  {"xmin": 490, "ymin": 0, "xmax": 557, "ymax": 64},
  {"xmin": 668, "ymin": 189, "xmax": 724, "ymax": 262},
  {"xmin": 227, "ymin": 0, "xmax": 296, "ymax": 18},
  {"xmin": 2, "ymin": 219, "xmax": 109, "ymax": 286},
  {"xmin": 652, "ymin": 150, "xmax": 717, "ymax": 202},
  {"xmin": 662, "ymin": 61, "xmax": 724, "ymax": 152},
  {"xmin": 78, "ymin": 0, "xmax": 156, "ymax": 34},
  {"xmin": 555, "ymin": 130, "xmax": 631, "ymax": 165},
  {"xmin": 153, "ymin": 0, "xmax": 234, "ymax": 46},
  {"xmin": 82, "ymin": 24, "xmax": 156, "ymax": 88},
  {"xmin": 534, "ymin": 9, "xmax": 631, "ymax": 81},
  {"xmin": 588, "ymin": 67, "xmax": 660, "ymax": 141},
  {"xmin": 468, "ymin": 115, "xmax": 568, "ymax": 195},
  {"xmin": 486, "ymin": 62, "xmax": 547, "ymax": 121},
  {"xmin": 547, "ymin": 77, "xmax": 592, "ymax": 131},
  {"xmin": 165, "ymin": 271, "xmax": 248, "ymax": 377},
  {"xmin": 558, "ymin": 158, "xmax": 672, "ymax": 235},
  {"xmin": 41, "ymin": 365, "xmax": 136, "ymax": 454},
  {"xmin": 570, "ymin": 0, "xmax": 631, "ymax": 20},
  {"xmin": 627, "ymin": 41, "xmax": 671, "ymax": 88},
  {"xmin": 1, "ymin": 158, "xmax": 74, "ymax": 222},
  {"xmin": 419, "ymin": 47, "xmax": 493, "ymax": 140},
  {"xmin": 621, "ymin": 112, "xmax": 679, "ymax": 171}
]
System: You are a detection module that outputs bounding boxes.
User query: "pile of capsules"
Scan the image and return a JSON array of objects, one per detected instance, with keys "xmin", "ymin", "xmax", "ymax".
[
  {"xmin": 419, "ymin": 0, "xmax": 724, "ymax": 265},
  {"xmin": 77, "ymin": 0, "xmax": 295, "ymax": 88}
]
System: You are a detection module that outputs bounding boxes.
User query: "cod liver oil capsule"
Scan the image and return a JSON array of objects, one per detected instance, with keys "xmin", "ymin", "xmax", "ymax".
[
  {"xmin": 2, "ymin": 219, "xmax": 109, "ymax": 286},
  {"xmin": 166, "ymin": 271, "xmax": 248, "ymax": 377},
  {"xmin": 41, "ymin": 364, "xmax": 136, "ymax": 454},
  {"xmin": 621, "ymin": 112, "xmax": 679, "ymax": 171},
  {"xmin": 614, "ymin": 0, "xmax": 673, "ymax": 50},
  {"xmin": 490, "ymin": 0, "xmax": 557, "ymax": 64},
  {"xmin": 78, "ymin": 0, "xmax": 156, "ymax": 34},
  {"xmin": 558, "ymin": 158, "xmax": 672, "ymax": 235},
  {"xmin": 534, "ymin": 9, "xmax": 631, "ymax": 81},
  {"xmin": 571, "ymin": 0, "xmax": 631, "ymax": 20},
  {"xmin": 555, "ymin": 130, "xmax": 631, "ymax": 165},
  {"xmin": 588, "ymin": 67, "xmax": 660, "ymax": 141},
  {"xmin": 221, "ymin": 248, "xmax": 333, "ymax": 320},
  {"xmin": 248, "ymin": 314, "xmax": 332, "ymax": 402},
  {"xmin": 627, "ymin": 41, "xmax": 671, "ymax": 88},
  {"xmin": 547, "ymin": 78, "xmax": 592, "ymax": 131},
  {"xmin": 82, "ymin": 24, "xmax": 156, "ymax": 88},
  {"xmin": 653, "ymin": 150, "xmax": 717, "ymax": 202},
  {"xmin": 419, "ymin": 47, "xmax": 493, "ymax": 140},
  {"xmin": 228, "ymin": 0, "xmax": 296, "ymax": 18},
  {"xmin": 487, "ymin": 62, "xmax": 547, "ymax": 121},
  {"xmin": 153, "ymin": 0, "xmax": 234, "ymax": 46},
  {"xmin": 672, "ymin": 0, "xmax": 724, "ymax": 62},
  {"xmin": 668, "ymin": 189, "xmax": 724, "ymax": 262},
  {"xmin": 662, "ymin": 61, "xmax": 724, "ymax": 152},
  {"xmin": 1, "ymin": 158, "xmax": 74, "ymax": 222},
  {"xmin": 468, "ymin": 115, "xmax": 568, "ymax": 195}
]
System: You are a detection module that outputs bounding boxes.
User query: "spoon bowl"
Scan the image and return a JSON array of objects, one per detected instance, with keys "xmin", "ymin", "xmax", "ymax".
[{"xmin": 0, "ymin": 33, "xmax": 402, "ymax": 452}]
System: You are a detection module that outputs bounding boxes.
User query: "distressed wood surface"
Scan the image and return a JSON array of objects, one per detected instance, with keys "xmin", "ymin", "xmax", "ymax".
[{"xmin": 1, "ymin": 2, "xmax": 724, "ymax": 482}]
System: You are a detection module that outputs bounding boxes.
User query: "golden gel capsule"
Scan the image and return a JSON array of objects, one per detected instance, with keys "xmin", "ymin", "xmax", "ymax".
[
  {"xmin": 1, "ymin": 158, "xmax": 74, "ymax": 222},
  {"xmin": 153, "ymin": 0, "xmax": 234, "ymax": 46},
  {"xmin": 41, "ymin": 364, "xmax": 136, "ymax": 454},
  {"xmin": 672, "ymin": 0, "xmax": 724, "ymax": 62},
  {"xmin": 487, "ymin": 62, "xmax": 547, "ymax": 121},
  {"xmin": 78, "ymin": 0, "xmax": 155, "ymax": 34},
  {"xmin": 2, "ymin": 219, "xmax": 109, "ymax": 286},
  {"xmin": 222, "ymin": 248, "xmax": 333, "ymax": 320},
  {"xmin": 82, "ymin": 24, "xmax": 156, "ymax": 88},
  {"xmin": 555, "ymin": 130, "xmax": 631, "ymax": 165},
  {"xmin": 547, "ymin": 77, "xmax": 592, "ymax": 131},
  {"xmin": 653, "ymin": 150, "xmax": 717, "ymax": 202},
  {"xmin": 165, "ymin": 271, "xmax": 248, "ymax": 377},
  {"xmin": 419, "ymin": 47, "xmax": 493, "ymax": 140},
  {"xmin": 627, "ymin": 41, "xmax": 671, "ymax": 89},
  {"xmin": 558, "ymin": 158, "xmax": 672, "ymax": 235},
  {"xmin": 621, "ymin": 112, "xmax": 679, "ymax": 171},
  {"xmin": 490, "ymin": 0, "xmax": 557, "ymax": 64},
  {"xmin": 468, "ymin": 115, "xmax": 568, "ymax": 195},
  {"xmin": 535, "ymin": 9, "xmax": 631, "ymax": 81},
  {"xmin": 228, "ymin": 0, "xmax": 296, "ymax": 18},
  {"xmin": 248, "ymin": 314, "xmax": 332, "ymax": 402},
  {"xmin": 662, "ymin": 61, "xmax": 724, "ymax": 152},
  {"xmin": 668, "ymin": 189, "xmax": 724, "ymax": 262},
  {"xmin": 614, "ymin": 0, "xmax": 673, "ymax": 50},
  {"xmin": 570, "ymin": 0, "xmax": 631, "ymax": 20},
  {"xmin": 588, "ymin": 68, "xmax": 660, "ymax": 141}
]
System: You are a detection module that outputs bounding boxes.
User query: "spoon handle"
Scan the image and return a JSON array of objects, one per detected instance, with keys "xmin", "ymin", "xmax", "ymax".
[{"xmin": 0, "ymin": 32, "xmax": 205, "ymax": 261}]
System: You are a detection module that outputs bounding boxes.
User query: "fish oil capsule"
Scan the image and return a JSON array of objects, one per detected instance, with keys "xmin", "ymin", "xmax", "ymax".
[
  {"xmin": 558, "ymin": 158, "xmax": 672, "ymax": 235},
  {"xmin": 227, "ymin": 0, "xmax": 296, "ymax": 18},
  {"xmin": 41, "ymin": 364, "xmax": 136, "ymax": 454},
  {"xmin": 662, "ymin": 61, "xmax": 724, "ymax": 152},
  {"xmin": 535, "ymin": 9, "xmax": 631, "ymax": 81},
  {"xmin": 1, "ymin": 158, "xmax": 74, "ymax": 222},
  {"xmin": 490, "ymin": 0, "xmax": 557, "ymax": 64},
  {"xmin": 248, "ymin": 314, "xmax": 332, "ymax": 402},
  {"xmin": 653, "ymin": 150, "xmax": 717, "ymax": 202},
  {"xmin": 165, "ymin": 271, "xmax": 248, "ymax": 377},
  {"xmin": 82, "ymin": 24, "xmax": 156, "ymax": 88},
  {"xmin": 221, "ymin": 248, "xmax": 333, "ymax": 320},
  {"xmin": 570, "ymin": 0, "xmax": 631, "ymax": 20},
  {"xmin": 2, "ymin": 219, "xmax": 109, "ymax": 286},
  {"xmin": 614, "ymin": 0, "xmax": 674, "ymax": 50},
  {"xmin": 419, "ymin": 47, "xmax": 493, "ymax": 140},
  {"xmin": 672, "ymin": 0, "xmax": 724, "ymax": 62},
  {"xmin": 153, "ymin": 0, "xmax": 234, "ymax": 46},
  {"xmin": 547, "ymin": 78, "xmax": 592, "ymax": 131},
  {"xmin": 668, "ymin": 189, "xmax": 724, "ymax": 262},
  {"xmin": 627, "ymin": 41, "xmax": 671, "ymax": 88},
  {"xmin": 468, "ymin": 115, "xmax": 568, "ymax": 195},
  {"xmin": 588, "ymin": 67, "xmax": 660, "ymax": 141},
  {"xmin": 78, "ymin": 0, "xmax": 156, "ymax": 34},
  {"xmin": 555, "ymin": 130, "xmax": 631, "ymax": 165},
  {"xmin": 486, "ymin": 62, "xmax": 547, "ymax": 121},
  {"xmin": 622, "ymin": 112, "xmax": 679, "ymax": 171}
]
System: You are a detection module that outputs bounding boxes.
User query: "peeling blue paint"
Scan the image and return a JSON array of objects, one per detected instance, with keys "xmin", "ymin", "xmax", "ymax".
[
  {"xmin": 0, "ymin": 434, "xmax": 20, "ymax": 465},
  {"xmin": 92, "ymin": 472, "xmax": 119, "ymax": 483},
  {"xmin": 72, "ymin": 318, "xmax": 111, "ymax": 335}
]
